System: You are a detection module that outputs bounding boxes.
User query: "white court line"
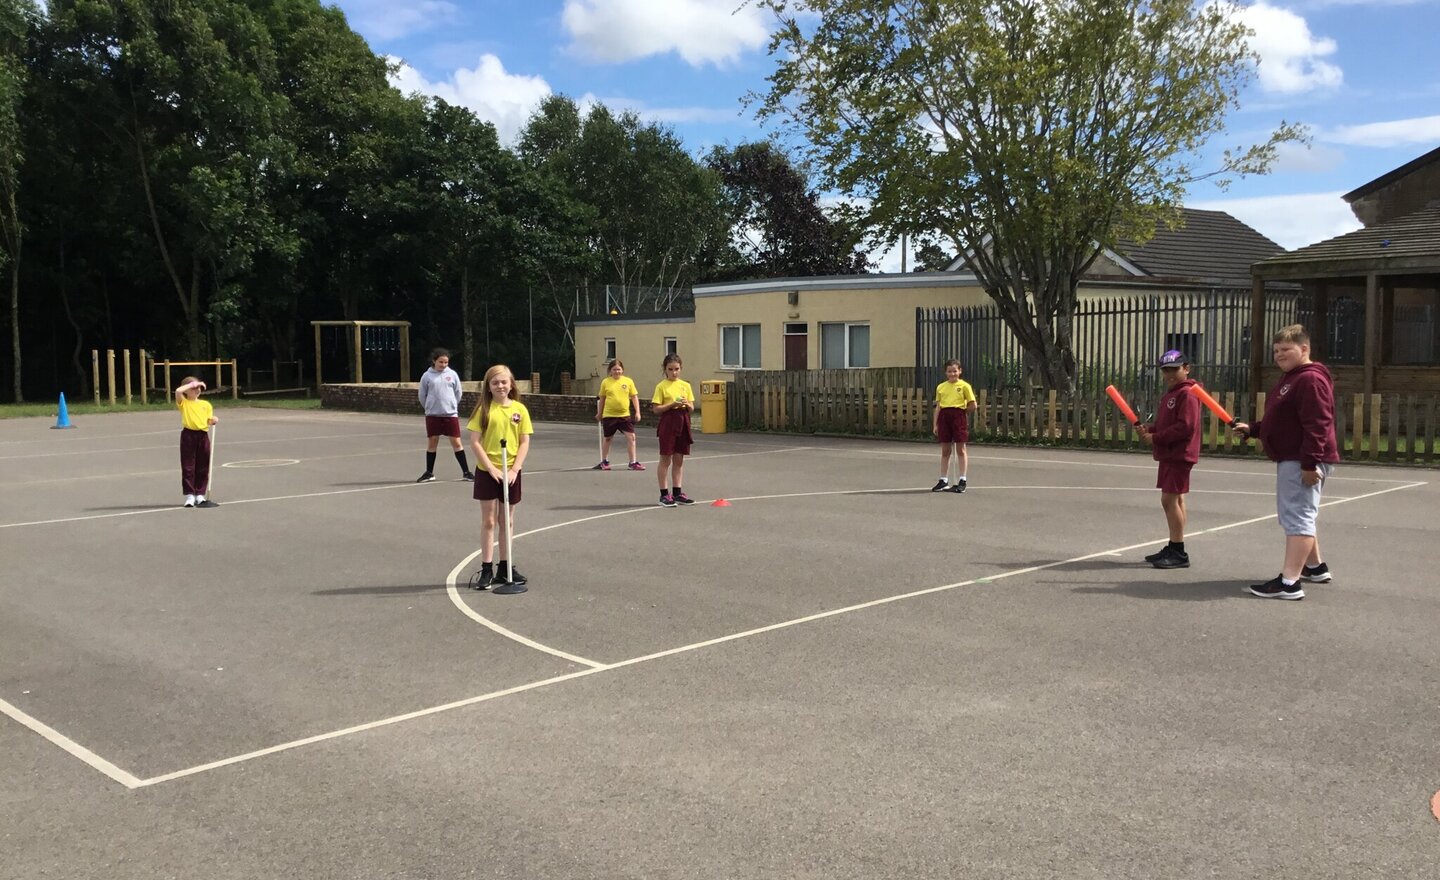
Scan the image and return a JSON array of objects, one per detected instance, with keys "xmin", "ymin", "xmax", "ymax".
[
  {"xmin": 806, "ymin": 446, "xmax": 1422, "ymax": 483},
  {"xmin": 0, "ymin": 429, "xmax": 414, "ymax": 461},
  {"xmin": 6, "ymin": 479, "xmax": 1424, "ymax": 788},
  {"xmin": 0, "ymin": 428, "xmax": 180, "ymax": 445},
  {"xmin": 0, "ymin": 696, "xmax": 144, "ymax": 789}
]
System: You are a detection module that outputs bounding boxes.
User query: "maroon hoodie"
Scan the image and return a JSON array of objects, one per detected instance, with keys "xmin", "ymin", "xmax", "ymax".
[
  {"xmin": 1251, "ymin": 362, "xmax": 1339, "ymax": 470},
  {"xmin": 1146, "ymin": 377, "xmax": 1202, "ymax": 464}
]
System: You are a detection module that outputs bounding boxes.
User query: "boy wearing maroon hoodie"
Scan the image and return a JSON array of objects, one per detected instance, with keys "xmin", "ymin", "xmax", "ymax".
[
  {"xmin": 1138, "ymin": 350, "xmax": 1202, "ymax": 569},
  {"xmin": 1233, "ymin": 325, "xmax": 1339, "ymax": 600}
]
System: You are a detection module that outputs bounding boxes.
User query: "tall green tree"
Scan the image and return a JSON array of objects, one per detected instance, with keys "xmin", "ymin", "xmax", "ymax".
[
  {"xmin": 705, "ymin": 141, "xmax": 869, "ymax": 280},
  {"xmin": 757, "ymin": 0, "xmax": 1303, "ymax": 390},
  {"xmin": 0, "ymin": 0, "xmax": 35, "ymax": 401}
]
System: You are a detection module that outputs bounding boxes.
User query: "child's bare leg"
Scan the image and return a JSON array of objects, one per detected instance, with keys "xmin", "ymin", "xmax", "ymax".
[
  {"xmin": 625, "ymin": 430, "xmax": 638, "ymax": 463},
  {"xmin": 957, "ymin": 443, "xmax": 969, "ymax": 479},
  {"xmin": 939, "ymin": 444, "xmax": 953, "ymax": 478},
  {"xmin": 1161, "ymin": 492, "xmax": 1186, "ymax": 543},
  {"xmin": 480, "ymin": 500, "xmax": 498, "ymax": 563},
  {"xmin": 1307, "ymin": 537, "xmax": 1322, "ymax": 567},
  {"xmin": 448, "ymin": 435, "xmax": 463, "ymax": 452},
  {"xmin": 1283, "ymin": 535, "xmax": 1316, "ymax": 581},
  {"xmin": 497, "ymin": 498, "xmax": 515, "ymax": 560},
  {"xmin": 671, "ymin": 454, "xmax": 685, "ymax": 489},
  {"xmin": 656, "ymin": 454, "xmax": 672, "ymax": 490},
  {"xmin": 426, "ymin": 435, "xmax": 441, "ymax": 453},
  {"xmin": 601, "ymin": 432, "xmax": 614, "ymax": 461}
]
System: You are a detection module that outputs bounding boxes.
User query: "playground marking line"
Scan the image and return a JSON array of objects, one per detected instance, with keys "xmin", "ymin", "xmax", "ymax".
[
  {"xmin": 4, "ymin": 479, "xmax": 1425, "ymax": 788},
  {"xmin": 0, "ymin": 430, "xmax": 414, "ymax": 461}
]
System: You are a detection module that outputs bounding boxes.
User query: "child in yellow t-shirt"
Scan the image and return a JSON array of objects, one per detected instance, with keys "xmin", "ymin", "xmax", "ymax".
[
  {"xmin": 594, "ymin": 358, "xmax": 644, "ymax": 471},
  {"xmin": 175, "ymin": 376, "xmax": 219, "ymax": 508},
  {"xmin": 465, "ymin": 364, "xmax": 533, "ymax": 590},
  {"xmin": 651, "ymin": 353, "xmax": 695, "ymax": 507},
  {"xmin": 931, "ymin": 359, "xmax": 977, "ymax": 493}
]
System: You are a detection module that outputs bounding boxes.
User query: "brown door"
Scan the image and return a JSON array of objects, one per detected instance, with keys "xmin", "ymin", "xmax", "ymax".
[{"xmin": 785, "ymin": 332, "xmax": 807, "ymax": 370}]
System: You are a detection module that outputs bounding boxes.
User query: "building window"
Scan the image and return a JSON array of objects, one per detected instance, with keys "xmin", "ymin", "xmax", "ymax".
[
  {"xmin": 604, "ymin": 338, "xmax": 616, "ymax": 362},
  {"xmin": 664, "ymin": 337, "xmax": 678, "ymax": 356},
  {"xmin": 720, "ymin": 324, "xmax": 761, "ymax": 370},
  {"xmin": 820, "ymin": 322, "xmax": 870, "ymax": 368}
]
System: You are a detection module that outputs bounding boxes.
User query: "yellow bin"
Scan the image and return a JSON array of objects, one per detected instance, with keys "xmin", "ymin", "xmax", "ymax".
[{"xmin": 700, "ymin": 380, "xmax": 728, "ymax": 434}]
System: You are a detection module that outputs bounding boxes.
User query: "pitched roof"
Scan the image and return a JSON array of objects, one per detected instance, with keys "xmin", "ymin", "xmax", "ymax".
[
  {"xmin": 1342, "ymin": 144, "xmax": 1440, "ymax": 203},
  {"xmin": 1111, "ymin": 208, "xmax": 1284, "ymax": 282},
  {"xmin": 1252, "ymin": 203, "xmax": 1440, "ymax": 279}
]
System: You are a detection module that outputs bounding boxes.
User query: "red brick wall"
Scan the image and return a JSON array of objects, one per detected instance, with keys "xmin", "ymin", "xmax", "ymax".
[{"xmin": 320, "ymin": 384, "xmax": 596, "ymax": 423}]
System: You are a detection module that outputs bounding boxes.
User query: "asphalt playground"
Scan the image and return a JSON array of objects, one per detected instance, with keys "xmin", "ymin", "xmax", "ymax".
[{"xmin": 2, "ymin": 406, "xmax": 1438, "ymax": 879}]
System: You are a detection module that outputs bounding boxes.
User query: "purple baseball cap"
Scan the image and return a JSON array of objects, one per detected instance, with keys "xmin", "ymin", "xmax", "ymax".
[{"xmin": 1157, "ymin": 350, "xmax": 1188, "ymax": 368}]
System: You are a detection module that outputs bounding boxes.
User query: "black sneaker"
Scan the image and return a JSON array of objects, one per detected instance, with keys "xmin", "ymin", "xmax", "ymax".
[
  {"xmin": 659, "ymin": 493, "xmax": 677, "ymax": 508},
  {"xmin": 195, "ymin": 499, "xmax": 220, "ymax": 509},
  {"xmin": 673, "ymin": 491, "xmax": 695, "ymax": 505},
  {"xmin": 468, "ymin": 568, "xmax": 494, "ymax": 591},
  {"xmin": 1144, "ymin": 545, "xmax": 1173, "ymax": 563},
  {"xmin": 931, "ymin": 480, "xmax": 949, "ymax": 492},
  {"xmin": 1246, "ymin": 575, "xmax": 1304, "ymax": 600},
  {"xmin": 1301, "ymin": 562, "xmax": 1332, "ymax": 583},
  {"xmin": 416, "ymin": 472, "xmax": 436, "ymax": 483},
  {"xmin": 950, "ymin": 479, "xmax": 967, "ymax": 493},
  {"xmin": 493, "ymin": 564, "xmax": 527, "ymax": 586},
  {"xmin": 1152, "ymin": 549, "xmax": 1189, "ymax": 569},
  {"xmin": 462, "ymin": 472, "xmax": 474, "ymax": 482}
]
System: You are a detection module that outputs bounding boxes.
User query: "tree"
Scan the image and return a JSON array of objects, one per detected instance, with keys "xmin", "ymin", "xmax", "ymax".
[
  {"xmin": 0, "ymin": 0, "xmax": 35, "ymax": 401},
  {"xmin": 705, "ymin": 141, "xmax": 869, "ymax": 280},
  {"xmin": 756, "ymin": 0, "xmax": 1303, "ymax": 390}
]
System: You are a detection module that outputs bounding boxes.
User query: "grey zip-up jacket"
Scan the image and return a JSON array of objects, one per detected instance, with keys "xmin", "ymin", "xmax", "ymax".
[{"xmin": 419, "ymin": 367, "xmax": 463, "ymax": 417}]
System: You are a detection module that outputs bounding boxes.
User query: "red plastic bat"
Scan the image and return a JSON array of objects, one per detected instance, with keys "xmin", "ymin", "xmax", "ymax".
[
  {"xmin": 1104, "ymin": 385, "xmax": 1140, "ymax": 426},
  {"xmin": 1189, "ymin": 384, "xmax": 1237, "ymax": 427}
]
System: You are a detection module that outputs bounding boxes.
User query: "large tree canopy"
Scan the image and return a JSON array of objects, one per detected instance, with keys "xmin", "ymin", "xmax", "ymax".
[{"xmin": 756, "ymin": 0, "xmax": 1302, "ymax": 390}]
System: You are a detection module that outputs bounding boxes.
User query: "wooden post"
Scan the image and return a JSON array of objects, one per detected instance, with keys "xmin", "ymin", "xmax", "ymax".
[
  {"xmin": 1369, "ymin": 393, "xmax": 1382, "ymax": 462},
  {"xmin": 353, "ymin": 324, "xmax": 364, "ymax": 383},
  {"xmin": 1047, "ymin": 389, "xmax": 1058, "ymax": 439},
  {"xmin": 1310, "ymin": 282, "xmax": 1329, "ymax": 363},
  {"xmin": 106, "ymin": 349, "xmax": 116, "ymax": 405},
  {"xmin": 139, "ymin": 350, "xmax": 148, "ymax": 405},
  {"xmin": 1363, "ymin": 273, "xmax": 1379, "ymax": 397},
  {"xmin": 92, "ymin": 350, "xmax": 100, "ymax": 404},
  {"xmin": 1379, "ymin": 280, "xmax": 1395, "ymax": 367},
  {"xmin": 314, "ymin": 323, "xmax": 323, "ymax": 389},
  {"xmin": 123, "ymin": 349, "xmax": 133, "ymax": 404},
  {"xmin": 399, "ymin": 325, "xmax": 411, "ymax": 383},
  {"xmin": 231, "ymin": 359, "xmax": 238, "ymax": 399},
  {"xmin": 1249, "ymin": 276, "xmax": 1266, "ymax": 395},
  {"xmin": 164, "ymin": 360, "xmax": 173, "ymax": 400},
  {"xmin": 1352, "ymin": 393, "xmax": 1364, "ymax": 461},
  {"xmin": 531, "ymin": 372, "xmax": 540, "ymax": 394}
]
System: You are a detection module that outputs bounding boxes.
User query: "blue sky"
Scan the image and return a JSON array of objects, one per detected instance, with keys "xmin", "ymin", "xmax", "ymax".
[{"xmin": 332, "ymin": 0, "xmax": 1440, "ymax": 265}]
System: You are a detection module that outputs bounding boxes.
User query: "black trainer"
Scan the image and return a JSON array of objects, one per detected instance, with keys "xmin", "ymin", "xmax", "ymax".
[
  {"xmin": 1246, "ymin": 575, "xmax": 1304, "ymax": 600},
  {"xmin": 493, "ymin": 563, "xmax": 527, "ymax": 586},
  {"xmin": 931, "ymin": 480, "xmax": 949, "ymax": 492},
  {"xmin": 659, "ymin": 492, "xmax": 677, "ymax": 508},
  {"xmin": 950, "ymin": 479, "xmax": 967, "ymax": 493},
  {"xmin": 673, "ymin": 491, "xmax": 695, "ymax": 505},
  {"xmin": 468, "ymin": 567, "xmax": 494, "ymax": 591},
  {"xmin": 1152, "ymin": 549, "xmax": 1189, "ymax": 569},
  {"xmin": 1301, "ymin": 562, "xmax": 1332, "ymax": 583},
  {"xmin": 462, "ymin": 472, "xmax": 474, "ymax": 482},
  {"xmin": 1144, "ymin": 545, "xmax": 1174, "ymax": 563},
  {"xmin": 415, "ymin": 472, "xmax": 436, "ymax": 483}
]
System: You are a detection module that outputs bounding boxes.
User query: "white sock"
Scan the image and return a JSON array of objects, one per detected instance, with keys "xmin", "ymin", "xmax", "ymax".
[
  {"xmin": 1281, "ymin": 576, "xmax": 1297, "ymax": 586},
  {"xmin": 937, "ymin": 477, "xmax": 948, "ymax": 484}
]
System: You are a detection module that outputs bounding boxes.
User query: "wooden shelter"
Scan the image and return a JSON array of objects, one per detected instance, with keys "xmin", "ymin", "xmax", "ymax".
[
  {"xmin": 311, "ymin": 320, "xmax": 411, "ymax": 386},
  {"xmin": 1250, "ymin": 148, "xmax": 1440, "ymax": 396}
]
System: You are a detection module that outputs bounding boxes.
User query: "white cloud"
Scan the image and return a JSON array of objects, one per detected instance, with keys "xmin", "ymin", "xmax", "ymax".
[
  {"xmin": 1232, "ymin": 2, "xmax": 1343, "ymax": 94},
  {"xmin": 1323, "ymin": 114, "xmax": 1440, "ymax": 147},
  {"xmin": 338, "ymin": 0, "xmax": 461, "ymax": 42},
  {"xmin": 562, "ymin": 0, "xmax": 769, "ymax": 66},
  {"xmin": 1270, "ymin": 139, "xmax": 1346, "ymax": 173},
  {"xmin": 389, "ymin": 55, "xmax": 552, "ymax": 146},
  {"xmin": 1188, "ymin": 191, "xmax": 1362, "ymax": 250}
]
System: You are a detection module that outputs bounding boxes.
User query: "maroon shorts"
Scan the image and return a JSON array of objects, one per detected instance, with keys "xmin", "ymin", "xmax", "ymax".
[
  {"xmin": 657, "ymin": 410, "xmax": 693, "ymax": 456},
  {"xmin": 936, "ymin": 408, "xmax": 969, "ymax": 444},
  {"xmin": 424, "ymin": 415, "xmax": 460, "ymax": 438},
  {"xmin": 602, "ymin": 416, "xmax": 635, "ymax": 438},
  {"xmin": 1157, "ymin": 461, "xmax": 1193, "ymax": 495},
  {"xmin": 473, "ymin": 470, "xmax": 522, "ymax": 504}
]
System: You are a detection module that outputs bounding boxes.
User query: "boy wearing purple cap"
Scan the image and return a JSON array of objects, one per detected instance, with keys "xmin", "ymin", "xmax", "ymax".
[{"xmin": 1137, "ymin": 350, "xmax": 1202, "ymax": 568}]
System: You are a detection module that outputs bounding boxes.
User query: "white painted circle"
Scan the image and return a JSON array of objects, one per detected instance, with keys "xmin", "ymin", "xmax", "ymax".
[{"xmin": 221, "ymin": 459, "xmax": 301, "ymax": 469}]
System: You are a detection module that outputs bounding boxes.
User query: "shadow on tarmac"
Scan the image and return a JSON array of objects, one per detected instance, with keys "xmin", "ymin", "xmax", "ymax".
[
  {"xmin": 1064, "ymin": 580, "xmax": 1241, "ymax": 601},
  {"xmin": 84, "ymin": 504, "xmax": 180, "ymax": 512},
  {"xmin": 311, "ymin": 584, "xmax": 446, "ymax": 596},
  {"xmin": 328, "ymin": 480, "xmax": 425, "ymax": 487}
]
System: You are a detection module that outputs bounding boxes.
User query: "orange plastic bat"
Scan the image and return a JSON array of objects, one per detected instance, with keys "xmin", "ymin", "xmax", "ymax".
[
  {"xmin": 1104, "ymin": 385, "xmax": 1140, "ymax": 425},
  {"xmin": 1189, "ymin": 384, "xmax": 1236, "ymax": 427}
]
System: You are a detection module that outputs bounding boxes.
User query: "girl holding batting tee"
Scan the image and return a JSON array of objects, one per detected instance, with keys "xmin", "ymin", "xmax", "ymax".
[
  {"xmin": 932, "ymin": 359, "xmax": 977, "ymax": 492},
  {"xmin": 595, "ymin": 358, "xmax": 644, "ymax": 471},
  {"xmin": 652, "ymin": 353, "xmax": 695, "ymax": 507},
  {"xmin": 175, "ymin": 376, "xmax": 218, "ymax": 508},
  {"xmin": 1137, "ymin": 350, "xmax": 1202, "ymax": 569},
  {"xmin": 417, "ymin": 348, "xmax": 472, "ymax": 482},
  {"xmin": 466, "ymin": 365, "xmax": 533, "ymax": 590}
]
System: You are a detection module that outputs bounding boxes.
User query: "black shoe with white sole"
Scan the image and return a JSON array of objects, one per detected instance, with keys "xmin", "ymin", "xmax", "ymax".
[
  {"xmin": 1246, "ymin": 575, "xmax": 1304, "ymax": 600},
  {"xmin": 1301, "ymin": 562, "xmax": 1332, "ymax": 583}
]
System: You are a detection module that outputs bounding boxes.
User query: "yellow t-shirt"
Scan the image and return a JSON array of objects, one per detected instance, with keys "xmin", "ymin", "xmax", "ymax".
[
  {"xmin": 935, "ymin": 379, "xmax": 976, "ymax": 409},
  {"xmin": 651, "ymin": 378, "xmax": 695, "ymax": 408},
  {"xmin": 466, "ymin": 400, "xmax": 534, "ymax": 469},
  {"xmin": 177, "ymin": 397, "xmax": 213, "ymax": 431},
  {"xmin": 598, "ymin": 375, "xmax": 639, "ymax": 418}
]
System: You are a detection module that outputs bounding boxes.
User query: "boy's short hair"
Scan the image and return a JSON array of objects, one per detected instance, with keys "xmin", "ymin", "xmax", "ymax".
[
  {"xmin": 942, "ymin": 358, "xmax": 962, "ymax": 370},
  {"xmin": 1272, "ymin": 324, "xmax": 1310, "ymax": 346}
]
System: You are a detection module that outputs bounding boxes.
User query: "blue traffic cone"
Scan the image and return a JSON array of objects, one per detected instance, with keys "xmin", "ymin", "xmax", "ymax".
[{"xmin": 51, "ymin": 392, "xmax": 76, "ymax": 429}]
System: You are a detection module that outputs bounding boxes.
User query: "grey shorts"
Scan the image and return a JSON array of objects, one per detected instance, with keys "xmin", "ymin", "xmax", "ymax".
[{"xmin": 1276, "ymin": 460, "xmax": 1334, "ymax": 536}]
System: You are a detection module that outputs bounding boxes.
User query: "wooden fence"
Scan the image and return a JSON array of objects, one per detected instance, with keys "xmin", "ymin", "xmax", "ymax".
[{"xmin": 727, "ymin": 382, "xmax": 1440, "ymax": 466}]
